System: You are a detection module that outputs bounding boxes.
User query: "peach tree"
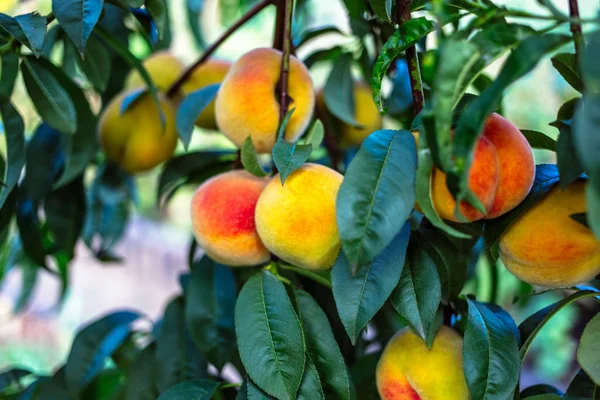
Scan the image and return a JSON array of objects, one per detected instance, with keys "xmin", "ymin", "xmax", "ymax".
[{"xmin": 0, "ymin": 0, "xmax": 599, "ymax": 399}]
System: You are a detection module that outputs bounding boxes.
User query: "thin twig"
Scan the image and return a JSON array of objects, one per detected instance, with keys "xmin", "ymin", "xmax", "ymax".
[
  {"xmin": 397, "ymin": 0, "xmax": 424, "ymax": 115},
  {"xmin": 277, "ymin": 0, "xmax": 294, "ymax": 124},
  {"xmin": 568, "ymin": 0, "xmax": 585, "ymax": 87},
  {"xmin": 167, "ymin": 0, "xmax": 274, "ymax": 98}
]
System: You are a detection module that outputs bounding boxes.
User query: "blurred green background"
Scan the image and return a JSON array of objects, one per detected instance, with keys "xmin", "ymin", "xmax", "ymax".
[{"xmin": 0, "ymin": 0, "xmax": 599, "ymax": 393}]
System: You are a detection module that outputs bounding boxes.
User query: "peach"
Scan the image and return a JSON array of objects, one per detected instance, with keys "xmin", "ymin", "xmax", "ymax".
[
  {"xmin": 499, "ymin": 180, "xmax": 600, "ymax": 288},
  {"xmin": 431, "ymin": 113, "xmax": 535, "ymax": 222},
  {"xmin": 98, "ymin": 91, "xmax": 178, "ymax": 173},
  {"xmin": 125, "ymin": 51, "xmax": 185, "ymax": 93},
  {"xmin": 215, "ymin": 48, "xmax": 315, "ymax": 153},
  {"xmin": 255, "ymin": 163, "xmax": 343, "ymax": 270},
  {"xmin": 376, "ymin": 326, "xmax": 469, "ymax": 400},
  {"xmin": 191, "ymin": 170, "xmax": 270, "ymax": 266},
  {"xmin": 181, "ymin": 59, "xmax": 231, "ymax": 130},
  {"xmin": 316, "ymin": 81, "xmax": 383, "ymax": 147}
]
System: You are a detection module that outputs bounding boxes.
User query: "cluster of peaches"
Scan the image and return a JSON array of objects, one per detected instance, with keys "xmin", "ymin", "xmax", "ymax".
[{"xmin": 97, "ymin": 47, "xmax": 600, "ymax": 400}]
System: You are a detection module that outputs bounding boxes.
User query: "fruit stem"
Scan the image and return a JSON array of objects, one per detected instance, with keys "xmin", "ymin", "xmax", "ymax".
[
  {"xmin": 166, "ymin": 0, "xmax": 275, "ymax": 98},
  {"xmin": 568, "ymin": 0, "xmax": 585, "ymax": 87},
  {"xmin": 276, "ymin": 0, "xmax": 294, "ymax": 126},
  {"xmin": 397, "ymin": 0, "xmax": 424, "ymax": 116}
]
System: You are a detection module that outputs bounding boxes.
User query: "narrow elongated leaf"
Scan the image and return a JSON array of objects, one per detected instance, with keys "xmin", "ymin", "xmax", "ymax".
[
  {"xmin": 551, "ymin": 52, "xmax": 582, "ymax": 93},
  {"xmin": 186, "ymin": 0, "xmax": 206, "ymax": 49},
  {"xmin": 390, "ymin": 240, "xmax": 442, "ymax": 342},
  {"xmin": 0, "ymin": 51, "xmax": 19, "ymax": 97},
  {"xmin": 372, "ymin": 17, "xmax": 434, "ymax": 111},
  {"xmin": 463, "ymin": 299, "xmax": 520, "ymax": 400},
  {"xmin": 185, "ymin": 257, "xmax": 236, "ymax": 370},
  {"xmin": 241, "ymin": 137, "xmax": 268, "ymax": 177},
  {"xmin": 577, "ymin": 313, "xmax": 600, "ymax": 385},
  {"xmin": 332, "ymin": 223, "xmax": 410, "ymax": 344},
  {"xmin": 303, "ymin": 119, "xmax": 325, "ymax": 150},
  {"xmin": 64, "ymin": 311, "xmax": 140, "ymax": 394},
  {"xmin": 176, "ymin": 84, "xmax": 220, "ymax": 149},
  {"xmin": 369, "ymin": 0, "xmax": 392, "ymax": 22},
  {"xmin": 295, "ymin": 289, "xmax": 351, "ymax": 400},
  {"xmin": 0, "ymin": 101, "xmax": 25, "ymax": 209},
  {"xmin": 235, "ymin": 271, "xmax": 305, "ymax": 400},
  {"xmin": 53, "ymin": 0, "xmax": 104, "ymax": 55},
  {"xmin": 21, "ymin": 57, "xmax": 77, "ymax": 134},
  {"xmin": 157, "ymin": 379, "xmax": 220, "ymax": 400},
  {"xmin": 297, "ymin": 358, "xmax": 325, "ymax": 400},
  {"xmin": 556, "ymin": 122, "xmax": 584, "ymax": 188},
  {"xmin": 124, "ymin": 343, "xmax": 159, "ymax": 400},
  {"xmin": 77, "ymin": 35, "xmax": 111, "ymax": 92},
  {"xmin": 337, "ymin": 130, "xmax": 416, "ymax": 268},
  {"xmin": 521, "ymin": 129, "xmax": 556, "ymax": 151},
  {"xmin": 324, "ymin": 54, "xmax": 359, "ymax": 126},
  {"xmin": 0, "ymin": 13, "xmax": 46, "ymax": 56}
]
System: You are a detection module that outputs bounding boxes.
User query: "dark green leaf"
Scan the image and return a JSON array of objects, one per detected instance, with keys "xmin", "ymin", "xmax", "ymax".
[
  {"xmin": 176, "ymin": 84, "xmax": 220, "ymax": 150},
  {"xmin": 80, "ymin": 369, "xmax": 125, "ymax": 400},
  {"xmin": 372, "ymin": 17, "xmax": 434, "ymax": 111},
  {"xmin": 0, "ymin": 368, "xmax": 32, "ymax": 390},
  {"xmin": 303, "ymin": 46, "xmax": 345, "ymax": 69},
  {"xmin": 323, "ymin": 53, "xmax": 359, "ymax": 127},
  {"xmin": 463, "ymin": 299, "xmax": 520, "ymax": 400},
  {"xmin": 21, "ymin": 57, "xmax": 77, "ymax": 134},
  {"xmin": 343, "ymin": 0, "xmax": 365, "ymax": 18},
  {"xmin": 0, "ymin": 13, "xmax": 46, "ymax": 57},
  {"xmin": 186, "ymin": 0, "xmax": 206, "ymax": 49},
  {"xmin": 146, "ymin": 0, "xmax": 167, "ymax": 39},
  {"xmin": 157, "ymin": 379, "xmax": 220, "ymax": 400},
  {"xmin": 14, "ymin": 258, "xmax": 38, "ymax": 313},
  {"xmin": 77, "ymin": 34, "xmax": 111, "ymax": 92},
  {"xmin": 521, "ymin": 129, "xmax": 556, "ymax": 151},
  {"xmin": 390, "ymin": 239, "xmax": 442, "ymax": 342},
  {"xmin": 293, "ymin": 26, "xmax": 344, "ymax": 49},
  {"xmin": 295, "ymin": 289, "xmax": 351, "ymax": 400},
  {"xmin": 369, "ymin": 0, "xmax": 392, "ymax": 22},
  {"xmin": 0, "ymin": 51, "xmax": 19, "ymax": 97},
  {"xmin": 551, "ymin": 52, "xmax": 582, "ymax": 93},
  {"xmin": 577, "ymin": 313, "xmax": 600, "ymax": 385},
  {"xmin": 185, "ymin": 257, "xmax": 236, "ymax": 370},
  {"xmin": 235, "ymin": 271, "xmax": 305, "ymax": 400},
  {"xmin": 556, "ymin": 122, "xmax": 584, "ymax": 188},
  {"xmin": 520, "ymin": 384, "xmax": 563, "ymax": 398},
  {"xmin": 124, "ymin": 343, "xmax": 159, "ymax": 400},
  {"xmin": 564, "ymin": 369, "xmax": 599, "ymax": 400},
  {"xmin": 64, "ymin": 311, "xmax": 140, "ymax": 394},
  {"xmin": 519, "ymin": 289, "xmax": 600, "ymax": 361},
  {"xmin": 241, "ymin": 137, "xmax": 268, "ymax": 177},
  {"xmin": 0, "ymin": 100, "xmax": 25, "ymax": 209},
  {"xmin": 570, "ymin": 212, "xmax": 589, "ymax": 228},
  {"xmin": 53, "ymin": 0, "xmax": 104, "ymax": 55},
  {"xmin": 332, "ymin": 223, "xmax": 410, "ymax": 344},
  {"xmin": 296, "ymin": 358, "xmax": 325, "ymax": 400},
  {"xmin": 337, "ymin": 130, "xmax": 416, "ymax": 268},
  {"xmin": 524, "ymin": 395, "xmax": 562, "ymax": 400},
  {"xmin": 272, "ymin": 109, "xmax": 313, "ymax": 185}
]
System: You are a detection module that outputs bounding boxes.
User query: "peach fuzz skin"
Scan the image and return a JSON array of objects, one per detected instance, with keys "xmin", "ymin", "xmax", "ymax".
[
  {"xmin": 499, "ymin": 180, "xmax": 600, "ymax": 288},
  {"xmin": 431, "ymin": 113, "xmax": 535, "ymax": 222},
  {"xmin": 215, "ymin": 48, "xmax": 315, "ymax": 153},
  {"xmin": 255, "ymin": 163, "xmax": 343, "ymax": 271},
  {"xmin": 376, "ymin": 326, "xmax": 469, "ymax": 400},
  {"xmin": 181, "ymin": 59, "xmax": 231, "ymax": 130},
  {"xmin": 191, "ymin": 170, "xmax": 271, "ymax": 267},
  {"xmin": 124, "ymin": 51, "xmax": 185, "ymax": 93},
  {"xmin": 98, "ymin": 91, "xmax": 178, "ymax": 173}
]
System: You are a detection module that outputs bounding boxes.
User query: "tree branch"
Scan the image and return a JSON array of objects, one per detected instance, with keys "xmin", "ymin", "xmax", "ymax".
[
  {"xmin": 568, "ymin": 0, "xmax": 585, "ymax": 84},
  {"xmin": 167, "ymin": 0, "xmax": 274, "ymax": 98},
  {"xmin": 277, "ymin": 0, "xmax": 294, "ymax": 125},
  {"xmin": 397, "ymin": 0, "xmax": 424, "ymax": 115}
]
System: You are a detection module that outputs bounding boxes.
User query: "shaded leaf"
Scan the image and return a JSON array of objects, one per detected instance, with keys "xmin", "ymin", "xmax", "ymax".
[
  {"xmin": 521, "ymin": 129, "xmax": 556, "ymax": 151},
  {"xmin": 564, "ymin": 369, "xmax": 599, "ymax": 400},
  {"xmin": 369, "ymin": 0, "xmax": 392, "ymax": 22},
  {"xmin": 297, "ymin": 358, "xmax": 325, "ymax": 400},
  {"xmin": 551, "ymin": 52, "xmax": 582, "ymax": 93},
  {"xmin": 176, "ymin": 84, "xmax": 220, "ymax": 149},
  {"xmin": 241, "ymin": 137, "xmax": 267, "ymax": 177},
  {"xmin": 124, "ymin": 343, "xmax": 159, "ymax": 400},
  {"xmin": 77, "ymin": 34, "xmax": 111, "ymax": 92},
  {"xmin": 293, "ymin": 26, "xmax": 344, "ymax": 48},
  {"xmin": 324, "ymin": 53, "xmax": 359, "ymax": 127},
  {"xmin": 0, "ymin": 13, "xmax": 46, "ymax": 56},
  {"xmin": 0, "ymin": 51, "xmax": 19, "ymax": 97},
  {"xmin": 577, "ymin": 313, "xmax": 600, "ymax": 385},
  {"xmin": 0, "ymin": 101, "xmax": 25, "ymax": 209},
  {"xmin": 157, "ymin": 379, "xmax": 220, "ymax": 400},
  {"xmin": 53, "ymin": 0, "xmax": 104, "ymax": 55},
  {"xmin": 186, "ymin": 0, "xmax": 206, "ymax": 49}
]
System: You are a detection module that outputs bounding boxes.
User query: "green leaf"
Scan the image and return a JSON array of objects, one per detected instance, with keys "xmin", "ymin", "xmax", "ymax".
[
  {"xmin": 520, "ymin": 384, "xmax": 563, "ymax": 398},
  {"xmin": 155, "ymin": 297, "xmax": 209, "ymax": 394},
  {"xmin": 337, "ymin": 130, "xmax": 416, "ymax": 268},
  {"xmin": 64, "ymin": 311, "xmax": 140, "ymax": 395},
  {"xmin": 369, "ymin": 0, "xmax": 392, "ymax": 22},
  {"xmin": 0, "ymin": 51, "xmax": 19, "ymax": 97},
  {"xmin": 0, "ymin": 13, "xmax": 46, "ymax": 57},
  {"xmin": 157, "ymin": 379, "xmax": 220, "ymax": 400},
  {"xmin": 372, "ymin": 17, "xmax": 434, "ymax": 111},
  {"xmin": 77, "ymin": 34, "xmax": 111, "ymax": 92},
  {"xmin": 343, "ymin": 0, "xmax": 365, "ymax": 18},
  {"xmin": 296, "ymin": 358, "xmax": 325, "ymax": 400},
  {"xmin": 570, "ymin": 212, "xmax": 589, "ymax": 228},
  {"xmin": 185, "ymin": 257, "xmax": 236, "ymax": 371},
  {"xmin": 293, "ymin": 26, "xmax": 344, "ymax": 49},
  {"xmin": 0, "ymin": 100, "xmax": 25, "ymax": 209},
  {"xmin": 556, "ymin": 121, "xmax": 584, "ymax": 188},
  {"xmin": 463, "ymin": 299, "xmax": 520, "ymax": 400},
  {"xmin": 564, "ymin": 369, "xmax": 599, "ymax": 400},
  {"xmin": 323, "ymin": 53, "xmax": 359, "ymax": 127},
  {"xmin": 294, "ymin": 289, "xmax": 351, "ymax": 400},
  {"xmin": 519, "ymin": 289, "xmax": 600, "ymax": 362},
  {"xmin": 390, "ymin": 239, "xmax": 442, "ymax": 342},
  {"xmin": 241, "ymin": 137, "xmax": 268, "ymax": 177},
  {"xmin": 21, "ymin": 57, "xmax": 77, "ymax": 134},
  {"xmin": 186, "ymin": 0, "xmax": 206, "ymax": 49},
  {"xmin": 551, "ymin": 53, "xmax": 582, "ymax": 93},
  {"xmin": 524, "ymin": 395, "xmax": 562, "ymax": 400},
  {"xmin": 146, "ymin": 0, "xmax": 167, "ymax": 39},
  {"xmin": 577, "ymin": 313, "xmax": 600, "ymax": 385},
  {"xmin": 0, "ymin": 368, "xmax": 31, "ymax": 391},
  {"xmin": 81, "ymin": 369, "xmax": 125, "ymax": 400},
  {"xmin": 332, "ymin": 223, "xmax": 410, "ymax": 344},
  {"xmin": 124, "ymin": 343, "xmax": 159, "ymax": 400},
  {"xmin": 302, "ymin": 119, "xmax": 324, "ymax": 151},
  {"xmin": 521, "ymin": 129, "xmax": 556, "ymax": 151},
  {"xmin": 272, "ymin": 109, "xmax": 313, "ymax": 185},
  {"xmin": 176, "ymin": 84, "xmax": 220, "ymax": 150},
  {"xmin": 53, "ymin": 0, "xmax": 104, "ymax": 55},
  {"xmin": 303, "ymin": 46, "xmax": 345, "ymax": 69},
  {"xmin": 449, "ymin": 34, "xmax": 570, "ymax": 208},
  {"xmin": 14, "ymin": 258, "xmax": 38, "ymax": 313},
  {"xmin": 235, "ymin": 271, "xmax": 305, "ymax": 400}
]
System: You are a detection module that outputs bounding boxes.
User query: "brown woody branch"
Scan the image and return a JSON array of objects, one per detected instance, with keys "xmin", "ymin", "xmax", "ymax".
[
  {"xmin": 397, "ymin": 0, "xmax": 424, "ymax": 115},
  {"xmin": 568, "ymin": 0, "xmax": 585, "ymax": 89}
]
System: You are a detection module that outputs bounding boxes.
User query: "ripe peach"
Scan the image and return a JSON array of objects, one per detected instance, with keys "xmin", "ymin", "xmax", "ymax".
[
  {"xmin": 191, "ymin": 170, "xmax": 271, "ymax": 266},
  {"xmin": 431, "ymin": 113, "xmax": 535, "ymax": 222},
  {"xmin": 98, "ymin": 91, "xmax": 178, "ymax": 173},
  {"xmin": 125, "ymin": 51, "xmax": 185, "ymax": 93},
  {"xmin": 376, "ymin": 326, "xmax": 469, "ymax": 400},
  {"xmin": 255, "ymin": 163, "xmax": 343, "ymax": 270},
  {"xmin": 499, "ymin": 180, "xmax": 600, "ymax": 288},
  {"xmin": 181, "ymin": 59, "xmax": 231, "ymax": 130},
  {"xmin": 215, "ymin": 48, "xmax": 315, "ymax": 153},
  {"xmin": 316, "ymin": 81, "xmax": 382, "ymax": 147}
]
